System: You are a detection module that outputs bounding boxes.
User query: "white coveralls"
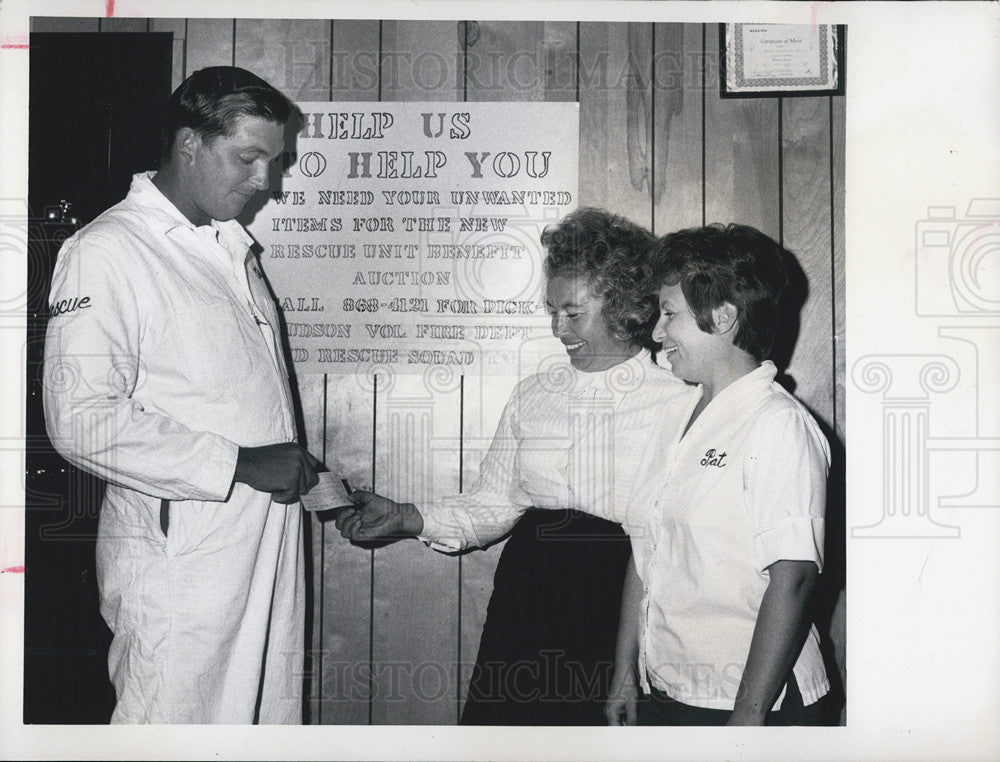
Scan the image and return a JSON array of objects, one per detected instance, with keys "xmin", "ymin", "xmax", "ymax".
[{"xmin": 43, "ymin": 172, "xmax": 304, "ymax": 723}]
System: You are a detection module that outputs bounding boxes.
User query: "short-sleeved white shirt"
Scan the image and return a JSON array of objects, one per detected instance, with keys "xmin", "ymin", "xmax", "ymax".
[{"xmin": 630, "ymin": 361, "xmax": 831, "ymax": 710}]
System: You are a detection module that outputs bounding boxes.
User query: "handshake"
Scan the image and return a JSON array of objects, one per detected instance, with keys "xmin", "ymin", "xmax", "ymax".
[{"xmin": 234, "ymin": 442, "xmax": 423, "ymax": 540}]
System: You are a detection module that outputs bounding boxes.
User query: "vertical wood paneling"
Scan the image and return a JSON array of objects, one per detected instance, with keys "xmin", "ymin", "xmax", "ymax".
[
  {"xmin": 30, "ymin": 17, "xmax": 100, "ymax": 33},
  {"xmin": 331, "ymin": 20, "xmax": 381, "ymax": 100},
  {"xmin": 150, "ymin": 18, "xmax": 186, "ymax": 93},
  {"xmin": 100, "ymin": 18, "xmax": 148, "ymax": 33},
  {"xmin": 314, "ymin": 373, "xmax": 377, "ymax": 725},
  {"xmin": 234, "ymin": 19, "xmax": 331, "ymax": 102},
  {"xmin": 184, "ymin": 18, "xmax": 234, "ymax": 74},
  {"xmin": 380, "ymin": 21, "xmax": 461, "ymax": 103},
  {"xmin": 371, "ymin": 377, "xmax": 463, "ymax": 724},
  {"xmin": 305, "ymin": 20, "xmax": 381, "ymax": 725},
  {"xmin": 467, "ymin": 21, "xmax": 545, "ymax": 101},
  {"xmin": 578, "ymin": 23, "xmax": 653, "ymax": 227},
  {"xmin": 542, "ymin": 22, "xmax": 578, "ymax": 102},
  {"xmin": 297, "ymin": 369, "xmax": 326, "ymax": 724},
  {"xmin": 704, "ymin": 27, "xmax": 781, "ymax": 239},
  {"xmin": 370, "ymin": 20, "xmax": 462, "ymax": 725},
  {"xmin": 782, "ymin": 97, "xmax": 835, "ymax": 427},
  {"xmin": 652, "ymin": 23, "xmax": 704, "ymax": 234}
]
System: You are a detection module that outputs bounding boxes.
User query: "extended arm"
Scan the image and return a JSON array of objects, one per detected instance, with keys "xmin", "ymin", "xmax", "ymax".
[
  {"xmin": 728, "ymin": 559, "xmax": 818, "ymax": 725},
  {"xmin": 335, "ymin": 386, "xmax": 531, "ymax": 550},
  {"xmin": 605, "ymin": 553, "xmax": 643, "ymax": 726}
]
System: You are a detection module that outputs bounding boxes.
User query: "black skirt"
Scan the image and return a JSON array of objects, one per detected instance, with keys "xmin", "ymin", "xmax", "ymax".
[{"xmin": 460, "ymin": 508, "xmax": 632, "ymax": 726}]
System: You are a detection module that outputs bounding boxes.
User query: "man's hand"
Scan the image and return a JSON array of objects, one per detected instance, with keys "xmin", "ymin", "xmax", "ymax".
[
  {"xmin": 233, "ymin": 443, "xmax": 320, "ymax": 503},
  {"xmin": 333, "ymin": 490, "xmax": 423, "ymax": 540},
  {"xmin": 605, "ymin": 663, "xmax": 639, "ymax": 726}
]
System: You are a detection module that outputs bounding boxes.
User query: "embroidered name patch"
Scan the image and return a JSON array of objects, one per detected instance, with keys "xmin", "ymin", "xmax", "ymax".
[
  {"xmin": 700, "ymin": 448, "xmax": 727, "ymax": 468},
  {"xmin": 50, "ymin": 296, "xmax": 92, "ymax": 317}
]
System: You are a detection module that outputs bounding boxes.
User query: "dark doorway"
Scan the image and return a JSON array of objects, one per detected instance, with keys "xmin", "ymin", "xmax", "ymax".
[{"xmin": 25, "ymin": 31, "xmax": 173, "ymax": 723}]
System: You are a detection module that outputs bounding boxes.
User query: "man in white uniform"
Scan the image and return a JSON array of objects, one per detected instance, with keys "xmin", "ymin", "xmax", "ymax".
[{"xmin": 43, "ymin": 67, "xmax": 319, "ymax": 723}]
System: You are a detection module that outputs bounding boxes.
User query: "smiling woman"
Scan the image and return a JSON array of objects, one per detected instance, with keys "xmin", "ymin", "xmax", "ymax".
[{"xmin": 333, "ymin": 207, "xmax": 694, "ymax": 725}]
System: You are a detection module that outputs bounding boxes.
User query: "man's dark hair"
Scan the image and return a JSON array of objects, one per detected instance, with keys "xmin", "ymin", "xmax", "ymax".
[
  {"xmin": 162, "ymin": 66, "xmax": 291, "ymax": 158},
  {"xmin": 650, "ymin": 223, "xmax": 789, "ymax": 361}
]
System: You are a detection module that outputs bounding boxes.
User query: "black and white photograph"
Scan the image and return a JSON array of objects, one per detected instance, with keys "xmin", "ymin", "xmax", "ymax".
[{"xmin": 1, "ymin": 1, "xmax": 998, "ymax": 761}]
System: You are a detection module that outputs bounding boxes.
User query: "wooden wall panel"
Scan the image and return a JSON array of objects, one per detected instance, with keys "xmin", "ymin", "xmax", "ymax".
[
  {"xmin": 297, "ymin": 370, "xmax": 326, "ymax": 726},
  {"xmin": 578, "ymin": 22, "xmax": 652, "ymax": 227},
  {"xmin": 380, "ymin": 20, "xmax": 460, "ymax": 102},
  {"xmin": 370, "ymin": 378, "xmax": 463, "ymax": 724},
  {"xmin": 315, "ymin": 373, "xmax": 376, "ymax": 725},
  {"xmin": 301, "ymin": 21, "xmax": 380, "ymax": 725},
  {"xmin": 30, "ymin": 17, "xmax": 100, "ymax": 33},
  {"xmin": 100, "ymin": 18, "xmax": 147, "ymax": 33},
  {"xmin": 369, "ymin": 20, "xmax": 462, "ymax": 725},
  {"xmin": 235, "ymin": 19, "xmax": 332, "ymax": 102},
  {"xmin": 542, "ymin": 21, "xmax": 578, "ymax": 103},
  {"xmin": 150, "ymin": 18, "xmax": 186, "ymax": 93},
  {"xmin": 782, "ymin": 96, "xmax": 835, "ymax": 428},
  {"xmin": 331, "ymin": 20, "xmax": 381, "ymax": 100},
  {"xmin": 652, "ymin": 23, "xmax": 704, "ymax": 234},
  {"xmin": 185, "ymin": 18, "xmax": 233, "ymax": 74},
  {"xmin": 467, "ymin": 21, "xmax": 546, "ymax": 102},
  {"xmin": 703, "ymin": 28, "xmax": 780, "ymax": 239}
]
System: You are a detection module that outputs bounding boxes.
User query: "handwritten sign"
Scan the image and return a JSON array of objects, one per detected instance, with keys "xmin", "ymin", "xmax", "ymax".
[{"xmin": 246, "ymin": 101, "xmax": 579, "ymax": 375}]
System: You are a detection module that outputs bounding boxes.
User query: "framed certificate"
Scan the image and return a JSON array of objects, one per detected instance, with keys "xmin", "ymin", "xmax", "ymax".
[{"xmin": 720, "ymin": 23, "xmax": 845, "ymax": 98}]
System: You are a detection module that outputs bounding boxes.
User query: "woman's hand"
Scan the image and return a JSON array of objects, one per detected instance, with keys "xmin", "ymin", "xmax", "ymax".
[
  {"xmin": 334, "ymin": 490, "xmax": 423, "ymax": 540},
  {"xmin": 605, "ymin": 663, "xmax": 639, "ymax": 726}
]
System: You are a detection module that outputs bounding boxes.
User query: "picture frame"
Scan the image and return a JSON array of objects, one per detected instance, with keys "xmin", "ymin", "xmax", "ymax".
[{"xmin": 720, "ymin": 22, "xmax": 846, "ymax": 98}]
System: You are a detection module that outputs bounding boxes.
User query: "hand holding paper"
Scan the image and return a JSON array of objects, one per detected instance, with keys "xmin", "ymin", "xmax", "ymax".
[{"xmin": 299, "ymin": 470, "xmax": 354, "ymax": 512}]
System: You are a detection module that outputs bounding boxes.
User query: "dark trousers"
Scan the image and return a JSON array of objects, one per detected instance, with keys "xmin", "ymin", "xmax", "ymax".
[
  {"xmin": 637, "ymin": 674, "xmax": 840, "ymax": 726},
  {"xmin": 460, "ymin": 509, "xmax": 632, "ymax": 726}
]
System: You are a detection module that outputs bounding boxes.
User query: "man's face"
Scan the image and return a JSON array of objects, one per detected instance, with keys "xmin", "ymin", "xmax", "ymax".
[{"xmin": 186, "ymin": 115, "xmax": 284, "ymax": 224}]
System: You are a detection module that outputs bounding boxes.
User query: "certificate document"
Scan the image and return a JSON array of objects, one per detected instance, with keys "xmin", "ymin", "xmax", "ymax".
[{"xmin": 723, "ymin": 23, "xmax": 842, "ymax": 96}]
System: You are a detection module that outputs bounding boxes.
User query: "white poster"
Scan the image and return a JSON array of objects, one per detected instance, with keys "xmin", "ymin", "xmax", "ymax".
[{"xmin": 245, "ymin": 101, "xmax": 578, "ymax": 374}]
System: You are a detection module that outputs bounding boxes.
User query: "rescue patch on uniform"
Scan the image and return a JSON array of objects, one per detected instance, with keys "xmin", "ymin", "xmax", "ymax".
[{"xmin": 50, "ymin": 296, "xmax": 93, "ymax": 317}]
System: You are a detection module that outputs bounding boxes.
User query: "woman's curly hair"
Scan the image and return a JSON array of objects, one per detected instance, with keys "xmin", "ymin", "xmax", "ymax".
[{"xmin": 541, "ymin": 207, "xmax": 659, "ymax": 350}]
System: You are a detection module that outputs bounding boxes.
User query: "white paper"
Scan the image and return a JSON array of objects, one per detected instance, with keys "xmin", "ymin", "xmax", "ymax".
[{"xmin": 299, "ymin": 470, "xmax": 353, "ymax": 512}]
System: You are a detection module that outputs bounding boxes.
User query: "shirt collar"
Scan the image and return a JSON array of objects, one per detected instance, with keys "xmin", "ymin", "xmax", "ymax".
[
  {"xmin": 709, "ymin": 360, "xmax": 778, "ymax": 408},
  {"xmin": 568, "ymin": 348, "xmax": 651, "ymax": 396},
  {"xmin": 127, "ymin": 171, "xmax": 253, "ymax": 250}
]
